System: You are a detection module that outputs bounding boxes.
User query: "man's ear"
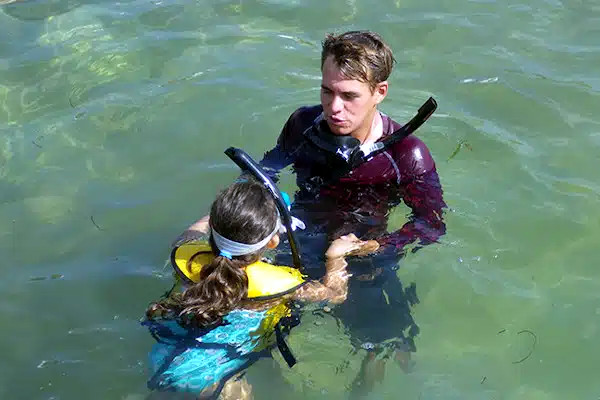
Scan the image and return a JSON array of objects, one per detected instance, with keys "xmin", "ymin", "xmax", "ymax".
[
  {"xmin": 374, "ymin": 81, "xmax": 388, "ymax": 104},
  {"xmin": 266, "ymin": 234, "xmax": 280, "ymax": 249}
]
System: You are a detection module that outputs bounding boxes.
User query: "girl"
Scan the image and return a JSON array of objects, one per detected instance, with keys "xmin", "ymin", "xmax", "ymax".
[{"xmin": 144, "ymin": 178, "xmax": 378, "ymax": 399}]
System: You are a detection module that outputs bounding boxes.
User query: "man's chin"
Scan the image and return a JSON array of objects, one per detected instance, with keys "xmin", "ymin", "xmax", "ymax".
[{"xmin": 327, "ymin": 122, "xmax": 353, "ymax": 136}]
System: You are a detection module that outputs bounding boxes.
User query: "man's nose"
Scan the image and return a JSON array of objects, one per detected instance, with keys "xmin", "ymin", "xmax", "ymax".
[{"xmin": 330, "ymin": 95, "xmax": 343, "ymax": 113}]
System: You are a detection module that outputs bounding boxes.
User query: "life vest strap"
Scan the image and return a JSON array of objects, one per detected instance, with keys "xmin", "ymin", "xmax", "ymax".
[
  {"xmin": 274, "ymin": 311, "xmax": 301, "ymax": 368},
  {"xmin": 275, "ymin": 322, "xmax": 296, "ymax": 368}
]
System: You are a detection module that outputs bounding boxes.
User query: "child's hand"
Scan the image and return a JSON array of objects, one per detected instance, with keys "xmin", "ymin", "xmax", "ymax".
[{"xmin": 325, "ymin": 233, "xmax": 380, "ymax": 259}]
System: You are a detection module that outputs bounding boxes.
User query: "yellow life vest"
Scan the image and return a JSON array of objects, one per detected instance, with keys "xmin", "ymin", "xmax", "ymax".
[
  {"xmin": 170, "ymin": 242, "xmax": 306, "ymax": 301},
  {"xmin": 169, "ymin": 240, "xmax": 304, "ymax": 367}
]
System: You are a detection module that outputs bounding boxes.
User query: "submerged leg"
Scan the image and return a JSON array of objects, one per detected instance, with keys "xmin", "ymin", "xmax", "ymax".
[
  {"xmin": 348, "ymin": 351, "xmax": 387, "ymax": 399},
  {"xmin": 145, "ymin": 391, "xmax": 198, "ymax": 400},
  {"xmin": 394, "ymin": 346, "xmax": 415, "ymax": 374},
  {"xmin": 219, "ymin": 374, "xmax": 253, "ymax": 400}
]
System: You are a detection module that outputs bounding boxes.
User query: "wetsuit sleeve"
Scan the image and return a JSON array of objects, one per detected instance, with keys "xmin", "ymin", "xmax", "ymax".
[
  {"xmin": 260, "ymin": 106, "xmax": 318, "ymax": 180},
  {"xmin": 379, "ymin": 137, "xmax": 447, "ymax": 251},
  {"xmin": 259, "ymin": 110, "xmax": 302, "ymax": 180},
  {"xmin": 380, "ymin": 169, "xmax": 446, "ymax": 251}
]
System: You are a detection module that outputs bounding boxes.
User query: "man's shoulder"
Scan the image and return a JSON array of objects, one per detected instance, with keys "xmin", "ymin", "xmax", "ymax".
[
  {"xmin": 390, "ymin": 134, "xmax": 437, "ymax": 176},
  {"xmin": 288, "ymin": 105, "xmax": 323, "ymax": 127},
  {"xmin": 279, "ymin": 105, "xmax": 323, "ymax": 144},
  {"xmin": 277, "ymin": 105, "xmax": 323, "ymax": 151},
  {"xmin": 379, "ymin": 111, "xmax": 436, "ymax": 175}
]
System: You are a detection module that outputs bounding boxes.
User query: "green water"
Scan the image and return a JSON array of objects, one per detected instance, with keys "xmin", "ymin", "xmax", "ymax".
[{"xmin": 1, "ymin": 0, "xmax": 599, "ymax": 398}]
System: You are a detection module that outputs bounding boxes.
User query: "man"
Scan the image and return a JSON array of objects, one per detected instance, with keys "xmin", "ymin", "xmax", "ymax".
[
  {"xmin": 261, "ymin": 30, "xmax": 445, "ymax": 249},
  {"xmin": 260, "ymin": 30, "xmax": 446, "ymax": 396}
]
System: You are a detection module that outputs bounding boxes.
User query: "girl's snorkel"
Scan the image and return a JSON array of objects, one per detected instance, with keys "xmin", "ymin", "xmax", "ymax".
[{"xmin": 225, "ymin": 147, "xmax": 304, "ymax": 271}]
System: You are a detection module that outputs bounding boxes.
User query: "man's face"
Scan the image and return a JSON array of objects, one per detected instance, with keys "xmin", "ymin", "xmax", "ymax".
[{"xmin": 320, "ymin": 55, "xmax": 387, "ymax": 137}]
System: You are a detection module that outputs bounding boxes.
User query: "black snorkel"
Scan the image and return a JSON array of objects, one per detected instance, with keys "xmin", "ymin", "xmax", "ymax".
[
  {"xmin": 224, "ymin": 147, "xmax": 303, "ymax": 271},
  {"xmin": 351, "ymin": 97, "xmax": 438, "ymax": 167},
  {"xmin": 304, "ymin": 97, "xmax": 438, "ymax": 179}
]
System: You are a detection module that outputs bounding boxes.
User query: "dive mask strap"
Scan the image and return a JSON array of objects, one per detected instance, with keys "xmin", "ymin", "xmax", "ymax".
[
  {"xmin": 219, "ymin": 250, "xmax": 233, "ymax": 259},
  {"xmin": 212, "ymin": 219, "xmax": 280, "ymax": 257}
]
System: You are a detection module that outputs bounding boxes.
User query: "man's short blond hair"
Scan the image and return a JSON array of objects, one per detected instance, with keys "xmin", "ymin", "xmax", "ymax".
[{"xmin": 321, "ymin": 30, "xmax": 396, "ymax": 92}]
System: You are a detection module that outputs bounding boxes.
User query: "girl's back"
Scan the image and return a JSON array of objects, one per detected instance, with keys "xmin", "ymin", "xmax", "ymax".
[{"xmin": 143, "ymin": 179, "xmax": 378, "ymax": 398}]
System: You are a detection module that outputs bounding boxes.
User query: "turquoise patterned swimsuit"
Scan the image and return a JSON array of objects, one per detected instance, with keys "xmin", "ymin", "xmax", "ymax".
[{"xmin": 145, "ymin": 309, "xmax": 272, "ymax": 395}]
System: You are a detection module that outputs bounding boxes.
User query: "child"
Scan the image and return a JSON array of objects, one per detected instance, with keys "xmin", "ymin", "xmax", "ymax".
[{"xmin": 144, "ymin": 178, "xmax": 378, "ymax": 399}]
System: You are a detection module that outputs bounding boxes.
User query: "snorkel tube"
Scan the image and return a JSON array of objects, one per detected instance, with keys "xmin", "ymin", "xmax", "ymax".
[
  {"xmin": 224, "ymin": 147, "xmax": 303, "ymax": 271},
  {"xmin": 304, "ymin": 97, "xmax": 438, "ymax": 180},
  {"xmin": 347, "ymin": 97, "xmax": 438, "ymax": 169}
]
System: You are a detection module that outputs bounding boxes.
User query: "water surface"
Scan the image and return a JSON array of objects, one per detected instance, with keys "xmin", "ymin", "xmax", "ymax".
[{"xmin": 1, "ymin": 0, "xmax": 599, "ymax": 399}]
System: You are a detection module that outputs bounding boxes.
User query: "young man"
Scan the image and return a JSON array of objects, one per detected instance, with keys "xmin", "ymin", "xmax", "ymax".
[
  {"xmin": 260, "ymin": 30, "xmax": 447, "ymax": 395},
  {"xmin": 261, "ymin": 30, "xmax": 445, "ymax": 258}
]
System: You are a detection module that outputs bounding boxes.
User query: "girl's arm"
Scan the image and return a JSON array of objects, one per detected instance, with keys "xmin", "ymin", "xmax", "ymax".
[
  {"xmin": 292, "ymin": 234, "xmax": 379, "ymax": 304},
  {"xmin": 171, "ymin": 215, "xmax": 210, "ymax": 247}
]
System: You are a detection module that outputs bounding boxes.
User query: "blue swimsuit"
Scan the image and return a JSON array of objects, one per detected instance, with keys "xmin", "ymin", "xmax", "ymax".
[{"xmin": 145, "ymin": 309, "xmax": 272, "ymax": 394}]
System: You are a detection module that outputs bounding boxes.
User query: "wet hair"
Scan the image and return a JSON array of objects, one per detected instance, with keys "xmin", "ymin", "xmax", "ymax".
[
  {"xmin": 147, "ymin": 178, "xmax": 279, "ymax": 327},
  {"xmin": 321, "ymin": 30, "xmax": 395, "ymax": 92}
]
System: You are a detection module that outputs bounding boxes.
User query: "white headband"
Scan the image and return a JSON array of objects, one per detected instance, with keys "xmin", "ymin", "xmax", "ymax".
[{"xmin": 211, "ymin": 219, "xmax": 281, "ymax": 257}]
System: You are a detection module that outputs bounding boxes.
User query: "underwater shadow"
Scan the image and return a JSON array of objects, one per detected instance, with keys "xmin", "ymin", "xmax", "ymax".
[
  {"xmin": 272, "ymin": 182, "xmax": 425, "ymax": 396},
  {"xmin": 1, "ymin": 0, "xmax": 95, "ymax": 20}
]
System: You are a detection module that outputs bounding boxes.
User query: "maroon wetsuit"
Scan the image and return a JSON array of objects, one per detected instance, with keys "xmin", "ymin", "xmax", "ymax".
[
  {"xmin": 261, "ymin": 105, "xmax": 447, "ymax": 251},
  {"xmin": 260, "ymin": 104, "xmax": 447, "ymax": 349}
]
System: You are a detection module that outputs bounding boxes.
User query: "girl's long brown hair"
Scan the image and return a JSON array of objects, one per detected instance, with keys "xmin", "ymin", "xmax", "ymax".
[{"xmin": 147, "ymin": 178, "xmax": 279, "ymax": 327}]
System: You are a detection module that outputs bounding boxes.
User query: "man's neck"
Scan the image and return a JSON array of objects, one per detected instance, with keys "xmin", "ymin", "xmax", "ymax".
[{"xmin": 353, "ymin": 110, "xmax": 383, "ymax": 145}]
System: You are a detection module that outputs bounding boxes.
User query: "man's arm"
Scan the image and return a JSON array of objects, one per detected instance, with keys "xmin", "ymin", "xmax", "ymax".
[
  {"xmin": 378, "ymin": 168, "xmax": 446, "ymax": 252},
  {"xmin": 259, "ymin": 111, "xmax": 298, "ymax": 181},
  {"xmin": 378, "ymin": 136, "xmax": 447, "ymax": 252},
  {"xmin": 260, "ymin": 106, "xmax": 319, "ymax": 180},
  {"xmin": 260, "ymin": 143, "xmax": 294, "ymax": 182}
]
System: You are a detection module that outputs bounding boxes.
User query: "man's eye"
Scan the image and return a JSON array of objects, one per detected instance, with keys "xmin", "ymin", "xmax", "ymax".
[{"xmin": 343, "ymin": 93, "xmax": 358, "ymax": 100}]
